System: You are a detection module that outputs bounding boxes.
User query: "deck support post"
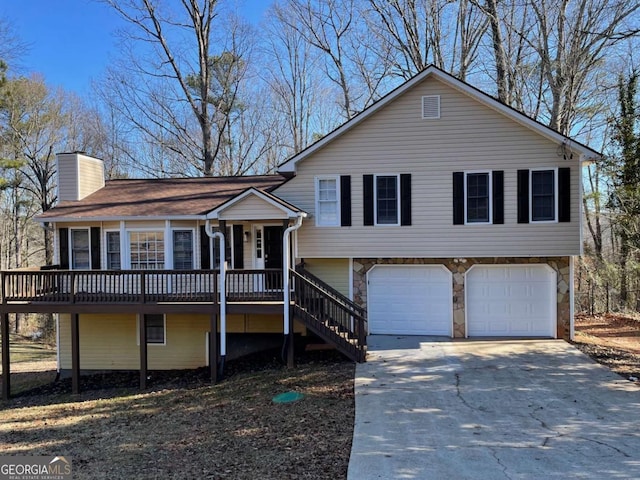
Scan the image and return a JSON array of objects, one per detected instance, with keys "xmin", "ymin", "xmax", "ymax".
[
  {"xmin": 209, "ymin": 313, "xmax": 218, "ymax": 383},
  {"xmin": 71, "ymin": 313, "xmax": 80, "ymax": 395},
  {"xmin": 1, "ymin": 313, "xmax": 10, "ymax": 400},
  {"xmin": 139, "ymin": 314, "xmax": 147, "ymax": 390}
]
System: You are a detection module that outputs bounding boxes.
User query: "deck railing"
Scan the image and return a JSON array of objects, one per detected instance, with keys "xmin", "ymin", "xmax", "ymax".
[
  {"xmin": 225, "ymin": 269, "xmax": 283, "ymax": 301},
  {"xmin": 0, "ymin": 269, "xmax": 283, "ymax": 305},
  {"xmin": 290, "ymin": 269, "xmax": 367, "ymax": 362}
]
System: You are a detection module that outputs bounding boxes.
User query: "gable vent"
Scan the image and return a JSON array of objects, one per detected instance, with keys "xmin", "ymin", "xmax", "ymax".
[{"xmin": 422, "ymin": 95, "xmax": 440, "ymax": 119}]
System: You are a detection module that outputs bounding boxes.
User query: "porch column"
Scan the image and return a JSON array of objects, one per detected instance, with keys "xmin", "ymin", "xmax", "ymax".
[
  {"xmin": 139, "ymin": 314, "xmax": 147, "ymax": 390},
  {"xmin": 1, "ymin": 313, "xmax": 10, "ymax": 400},
  {"xmin": 209, "ymin": 313, "xmax": 218, "ymax": 383},
  {"xmin": 71, "ymin": 313, "xmax": 80, "ymax": 395}
]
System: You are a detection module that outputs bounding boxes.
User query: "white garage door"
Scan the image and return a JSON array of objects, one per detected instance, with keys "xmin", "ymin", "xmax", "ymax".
[
  {"xmin": 368, "ymin": 266, "xmax": 452, "ymax": 335},
  {"xmin": 466, "ymin": 265, "xmax": 556, "ymax": 337}
]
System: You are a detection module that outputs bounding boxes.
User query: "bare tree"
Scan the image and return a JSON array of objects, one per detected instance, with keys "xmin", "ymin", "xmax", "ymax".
[
  {"xmin": 365, "ymin": 0, "xmax": 487, "ymax": 82},
  {"xmin": 526, "ymin": 0, "xmax": 640, "ymax": 135},
  {"xmin": 0, "ymin": 76, "xmax": 66, "ymax": 266},
  {"xmin": 263, "ymin": 2, "xmax": 323, "ymax": 155},
  {"xmin": 0, "ymin": 18, "xmax": 28, "ymax": 72},
  {"xmin": 276, "ymin": 0, "xmax": 385, "ymax": 120},
  {"xmin": 103, "ymin": 0, "xmax": 229, "ymax": 176}
]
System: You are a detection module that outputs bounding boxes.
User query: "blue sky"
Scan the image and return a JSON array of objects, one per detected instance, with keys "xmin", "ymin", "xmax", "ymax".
[{"xmin": 1, "ymin": 0, "xmax": 271, "ymax": 95}]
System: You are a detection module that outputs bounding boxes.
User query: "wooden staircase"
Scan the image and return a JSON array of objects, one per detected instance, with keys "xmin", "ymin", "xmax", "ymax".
[{"xmin": 290, "ymin": 267, "xmax": 367, "ymax": 362}]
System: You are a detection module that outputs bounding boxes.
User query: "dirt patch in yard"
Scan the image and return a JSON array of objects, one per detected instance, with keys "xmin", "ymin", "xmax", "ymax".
[
  {"xmin": 573, "ymin": 313, "xmax": 640, "ymax": 382},
  {"xmin": 0, "ymin": 349, "xmax": 355, "ymax": 480}
]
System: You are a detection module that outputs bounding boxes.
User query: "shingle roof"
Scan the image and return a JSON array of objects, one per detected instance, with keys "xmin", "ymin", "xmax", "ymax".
[{"xmin": 38, "ymin": 175, "xmax": 288, "ymax": 221}]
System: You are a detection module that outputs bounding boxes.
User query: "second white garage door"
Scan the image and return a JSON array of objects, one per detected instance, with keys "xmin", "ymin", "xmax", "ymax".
[
  {"xmin": 368, "ymin": 265, "xmax": 452, "ymax": 335},
  {"xmin": 466, "ymin": 265, "xmax": 556, "ymax": 337}
]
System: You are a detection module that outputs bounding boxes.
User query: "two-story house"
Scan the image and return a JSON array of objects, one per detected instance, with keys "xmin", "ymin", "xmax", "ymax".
[{"xmin": 0, "ymin": 66, "xmax": 599, "ymax": 399}]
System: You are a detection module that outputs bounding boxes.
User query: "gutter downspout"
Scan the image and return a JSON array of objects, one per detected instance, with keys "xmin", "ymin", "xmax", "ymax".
[
  {"xmin": 570, "ymin": 256, "xmax": 575, "ymax": 341},
  {"xmin": 283, "ymin": 213, "xmax": 306, "ymax": 363},
  {"xmin": 205, "ymin": 221, "xmax": 226, "ymax": 376}
]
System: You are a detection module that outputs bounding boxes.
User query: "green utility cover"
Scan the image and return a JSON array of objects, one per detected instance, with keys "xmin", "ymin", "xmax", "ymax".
[{"xmin": 272, "ymin": 391, "xmax": 305, "ymax": 404}]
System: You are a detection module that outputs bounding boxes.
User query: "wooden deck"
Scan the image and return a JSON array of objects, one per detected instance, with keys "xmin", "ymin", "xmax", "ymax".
[
  {"xmin": 0, "ymin": 267, "xmax": 368, "ymax": 400},
  {"xmin": 0, "ymin": 269, "xmax": 285, "ymax": 314}
]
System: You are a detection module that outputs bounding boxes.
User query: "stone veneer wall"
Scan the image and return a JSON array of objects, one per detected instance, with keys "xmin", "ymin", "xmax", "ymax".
[{"xmin": 352, "ymin": 257, "xmax": 571, "ymax": 340}]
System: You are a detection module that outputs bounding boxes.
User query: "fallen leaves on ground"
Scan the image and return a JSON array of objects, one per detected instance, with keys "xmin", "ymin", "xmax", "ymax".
[
  {"xmin": 0, "ymin": 349, "xmax": 355, "ymax": 480},
  {"xmin": 574, "ymin": 313, "xmax": 640, "ymax": 382}
]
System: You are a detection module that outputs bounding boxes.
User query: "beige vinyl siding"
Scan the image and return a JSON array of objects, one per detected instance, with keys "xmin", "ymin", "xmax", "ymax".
[
  {"xmin": 303, "ymin": 258, "xmax": 350, "ymax": 296},
  {"xmin": 275, "ymin": 76, "xmax": 581, "ymax": 258},
  {"xmin": 59, "ymin": 312, "xmax": 293, "ymax": 370},
  {"xmin": 219, "ymin": 195, "xmax": 289, "ymax": 220},
  {"xmin": 56, "ymin": 155, "xmax": 79, "ymax": 202},
  {"xmin": 57, "ymin": 153, "xmax": 105, "ymax": 201},
  {"xmin": 77, "ymin": 155, "xmax": 105, "ymax": 200}
]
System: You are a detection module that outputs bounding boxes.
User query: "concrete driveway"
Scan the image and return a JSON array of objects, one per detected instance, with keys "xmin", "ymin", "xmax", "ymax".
[{"xmin": 348, "ymin": 337, "xmax": 640, "ymax": 479}]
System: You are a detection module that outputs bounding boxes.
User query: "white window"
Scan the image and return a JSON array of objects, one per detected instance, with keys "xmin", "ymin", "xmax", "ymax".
[
  {"xmin": 172, "ymin": 230, "xmax": 194, "ymax": 270},
  {"xmin": 71, "ymin": 229, "xmax": 90, "ymax": 270},
  {"xmin": 129, "ymin": 231, "xmax": 165, "ymax": 269},
  {"xmin": 106, "ymin": 231, "xmax": 121, "ymax": 270},
  {"xmin": 375, "ymin": 175, "xmax": 400, "ymax": 226},
  {"xmin": 315, "ymin": 176, "xmax": 340, "ymax": 226},
  {"xmin": 531, "ymin": 168, "xmax": 557, "ymax": 222},
  {"xmin": 465, "ymin": 172, "xmax": 492, "ymax": 224}
]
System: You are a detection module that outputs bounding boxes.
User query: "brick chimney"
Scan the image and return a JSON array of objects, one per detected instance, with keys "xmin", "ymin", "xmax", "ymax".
[{"xmin": 56, "ymin": 152, "xmax": 105, "ymax": 201}]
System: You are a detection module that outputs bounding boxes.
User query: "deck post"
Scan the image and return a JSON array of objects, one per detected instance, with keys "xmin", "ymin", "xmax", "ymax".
[
  {"xmin": 209, "ymin": 313, "xmax": 217, "ymax": 383},
  {"xmin": 1, "ymin": 313, "xmax": 10, "ymax": 400},
  {"xmin": 71, "ymin": 313, "xmax": 80, "ymax": 395},
  {"xmin": 139, "ymin": 314, "xmax": 147, "ymax": 390}
]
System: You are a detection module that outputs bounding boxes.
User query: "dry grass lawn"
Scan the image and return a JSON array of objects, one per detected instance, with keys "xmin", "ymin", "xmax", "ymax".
[{"xmin": 0, "ymin": 350, "xmax": 355, "ymax": 480}]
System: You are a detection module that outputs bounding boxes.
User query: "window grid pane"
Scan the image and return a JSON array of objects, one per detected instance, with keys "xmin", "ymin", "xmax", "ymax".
[
  {"xmin": 317, "ymin": 178, "xmax": 339, "ymax": 226},
  {"xmin": 173, "ymin": 230, "xmax": 193, "ymax": 270},
  {"xmin": 145, "ymin": 314, "xmax": 165, "ymax": 344},
  {"xmin": 71, "ymin": 230, "xmax": 90, "ymax": 269},
  {"xmin": 129, "ymin": 232, "xmax": 165, "ymax": 269},
  {"xmin": 466, "ymin": 173, "xmax": 490, "ymax": 223},
  {"xmin": 106, "ymin": 232, "xmax": 121, "ymax": 270},
  {"xmin": 376, "ymin": 176, "xmax": 398, "ymax": 224},
  {"xmin": 532, "ymin": 170, "xmax": 555, "ymax": 221}
]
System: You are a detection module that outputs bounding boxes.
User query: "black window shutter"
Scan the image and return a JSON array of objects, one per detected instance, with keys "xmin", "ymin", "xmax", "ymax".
[
  {"xmin": 340, "ymin": 175, "xmax": 351, "ymax": 226},
  {"xmin": 363, "ymin": 174, "xmax": 374, "ymax": 226},
  {"xmin": 400, "ymin": 174, "xmax": 412, "ymax": 226},
  {"xmin": 517, "ymin": 169, "xmax": 530, "ymax": 224},
  {"xmin": 453, "ymin": 172, "xmax": 464, "ymax": 225},
  {"xmin": 59, "ymin": 228, "xmax": 69, "ymax": 269},
  {"xmin": 200, "ymin": 225, "xmax": 211, "ymax": 269},
  {"xmin": 558, "ymin": 167, "xmax": 571, "ymax": 222},
  {"xmin": 232, "ymin": 224, "xmax": 244, "ymax": 269},
  {"xmin": 90, "ymin": 227, "xmax": 101, "ymax": 270},
  {"xmin": 492, "ymin": 171, "xmax": 504, "ymax": 224}
]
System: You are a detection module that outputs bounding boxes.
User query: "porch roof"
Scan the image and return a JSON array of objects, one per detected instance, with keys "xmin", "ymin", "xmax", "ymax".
[{"xmin": 37, "ymin": 175, "xmax": 288, "ymax": 222}]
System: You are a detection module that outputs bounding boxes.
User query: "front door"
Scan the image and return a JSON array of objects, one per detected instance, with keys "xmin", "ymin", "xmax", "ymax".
[{"xmin": 264, "ymin": 226, "xmax": 283, "ymax": 289}]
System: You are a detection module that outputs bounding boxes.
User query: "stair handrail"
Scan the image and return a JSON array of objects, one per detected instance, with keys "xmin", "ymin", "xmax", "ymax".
[
  {"xmin": 294, "ymin": 266, "xmax": 366, "ymax": 318},
  {"xmin": 290, "ymin": 268, "xmax": 367, "ymax": 361}
]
